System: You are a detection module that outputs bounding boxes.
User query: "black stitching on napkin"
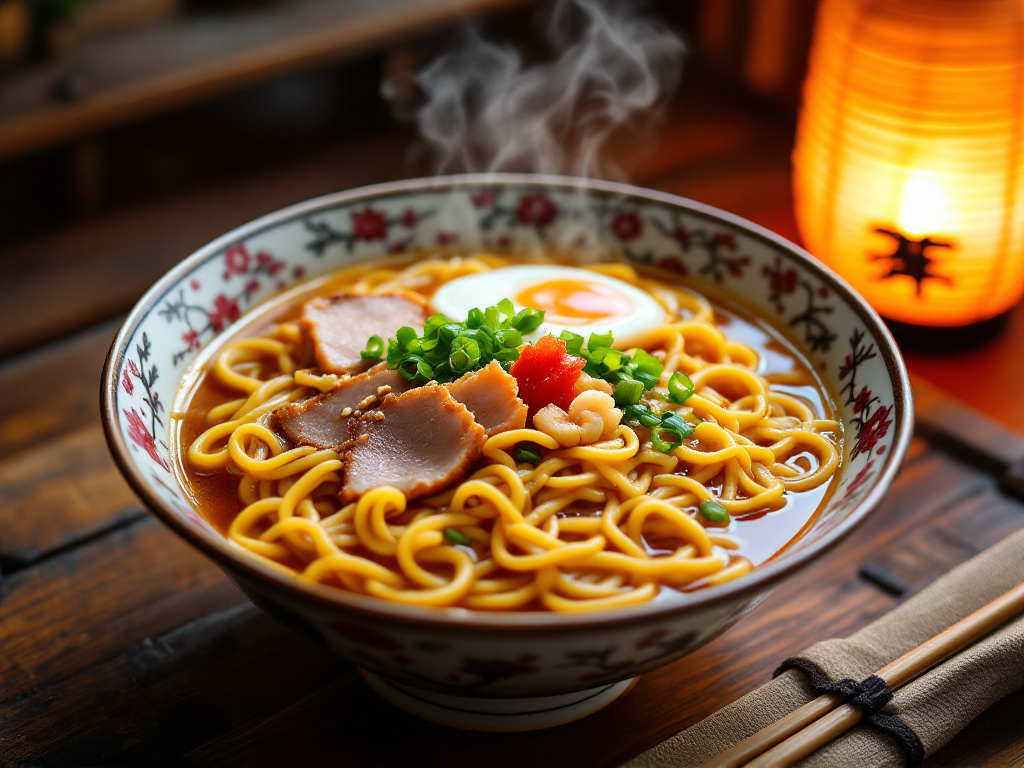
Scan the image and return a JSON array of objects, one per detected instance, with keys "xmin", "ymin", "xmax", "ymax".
[{"xmin": 774, "ymin": 657, "xmax": 926, "ymax": 767}]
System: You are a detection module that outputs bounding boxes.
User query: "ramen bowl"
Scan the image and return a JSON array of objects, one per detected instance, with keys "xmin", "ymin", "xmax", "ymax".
[{"xmin": 102, "ymin": 174, "xmax": 912, "ymax": 731}]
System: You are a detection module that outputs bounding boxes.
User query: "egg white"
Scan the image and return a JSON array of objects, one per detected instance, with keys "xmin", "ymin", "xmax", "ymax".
[{"xmin": 430, "ymin": 265, "xmax": 667, "ymax": 347}]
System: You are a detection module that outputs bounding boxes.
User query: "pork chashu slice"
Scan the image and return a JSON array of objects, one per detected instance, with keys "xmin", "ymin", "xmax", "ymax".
[
  {"xmin": 446, "ymin": 361, "xmax": 527, "ymax": 437},
  {"xmin": 340, "ymin": 384, "xmax": 486, "ymax": 503},
  {"xmin": 301, "ymin": 291, "xmax": 430, "ymax": 375},
  {"xmin": 271, "ymin": 365, "xmax": 414, "ymax": 451}
]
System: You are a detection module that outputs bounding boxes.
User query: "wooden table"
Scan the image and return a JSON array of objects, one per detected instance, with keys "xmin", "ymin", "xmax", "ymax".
[{"xmin": 2, "ymin": 83, "xmax": 1023, "ymax": 768}]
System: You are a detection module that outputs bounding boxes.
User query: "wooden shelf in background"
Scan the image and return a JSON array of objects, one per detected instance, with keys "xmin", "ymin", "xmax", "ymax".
[{"xmin": 0, "ymin": 0, "xmax": 531, "ymax": 160}]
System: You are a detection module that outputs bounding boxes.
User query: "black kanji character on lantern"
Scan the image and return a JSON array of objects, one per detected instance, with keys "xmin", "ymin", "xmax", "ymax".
[{"xmin": 871, "ymin": 227, "xmax": 953, "ymax": 296}]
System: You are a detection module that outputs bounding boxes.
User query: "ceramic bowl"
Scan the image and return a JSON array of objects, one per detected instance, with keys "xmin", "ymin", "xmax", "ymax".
[{"xmin": 102, "ymin": 174, "xmax": 912, "ymax": 731}]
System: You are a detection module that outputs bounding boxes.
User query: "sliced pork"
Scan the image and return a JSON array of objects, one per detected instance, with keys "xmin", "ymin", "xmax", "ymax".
[
  {"xmin": 446, "ymin": 361, "xmax": 527, "ymax": 437},
  {"xmin": 301, "ymin": 291, "xmax": 431, "ymax": 375},
  {"xmin": 271, "ymin": 366, "xmax": 414, "ymax": 450},
  {"xmin": 340, "ymin": 385, "xmax": 486, "ymax": 503}
]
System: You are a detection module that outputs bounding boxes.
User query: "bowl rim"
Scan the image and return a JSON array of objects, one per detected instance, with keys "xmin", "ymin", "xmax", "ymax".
[{"xmin": 102, "ymin": 172, "xmax": 914, "ymax": 632}]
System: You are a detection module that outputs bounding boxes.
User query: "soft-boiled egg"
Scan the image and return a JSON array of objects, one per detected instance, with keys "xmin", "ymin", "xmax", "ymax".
[{"xmin": 431, "ymin": 265, "xmax": 667, "ymax": 346}]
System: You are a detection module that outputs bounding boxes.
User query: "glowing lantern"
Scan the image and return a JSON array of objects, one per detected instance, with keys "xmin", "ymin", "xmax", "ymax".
[{"xmin": 793, "ymin": 0, "xmax": 1024, "ymax": 333}]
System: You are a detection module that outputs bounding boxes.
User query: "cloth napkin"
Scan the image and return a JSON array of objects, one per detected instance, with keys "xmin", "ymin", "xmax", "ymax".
[{"xmin": 623, "ymin": 527, "xmax": 1024, "ymax": 768}]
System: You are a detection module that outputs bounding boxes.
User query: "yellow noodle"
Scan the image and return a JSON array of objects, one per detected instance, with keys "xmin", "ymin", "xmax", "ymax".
[{"xmin": 182, "ymin": 254, "xmax": 843, "ymax": 612}]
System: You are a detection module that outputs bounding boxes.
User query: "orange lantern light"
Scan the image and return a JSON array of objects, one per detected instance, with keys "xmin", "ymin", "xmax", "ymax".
[{"xmin": 793, "ymin": 0, "xmax": 1024, "ymax": 338}]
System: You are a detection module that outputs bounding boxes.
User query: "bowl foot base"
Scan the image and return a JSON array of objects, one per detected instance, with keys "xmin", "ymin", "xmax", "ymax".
[{"xmin": 360, "ymin": 670, "xmax": 638, "ymax": 731}]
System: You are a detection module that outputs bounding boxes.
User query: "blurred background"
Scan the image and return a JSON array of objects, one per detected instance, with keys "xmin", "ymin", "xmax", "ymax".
[{"xmin": 0, "ymin": 0, "xmax": 818, "ymax": 362}]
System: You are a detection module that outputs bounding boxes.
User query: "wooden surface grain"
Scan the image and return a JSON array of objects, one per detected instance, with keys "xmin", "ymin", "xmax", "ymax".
[
  {"xmin": 0, "ymin": 0, "xmax": 534, "ymax": 160},
  {"xmin": 2, "ymin": 69, "xmax": 1023, "ymax": 768}
]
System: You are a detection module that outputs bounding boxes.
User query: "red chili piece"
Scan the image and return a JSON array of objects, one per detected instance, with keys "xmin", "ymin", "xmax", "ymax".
[{"xmin": 509, "ymin": 335, "xmax": 585, "ymax": 420}]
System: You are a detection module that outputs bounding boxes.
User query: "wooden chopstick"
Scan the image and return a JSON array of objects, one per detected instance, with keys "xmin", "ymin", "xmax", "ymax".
[{"xmin": 700, "ymin": 580, "xmax": 1024, "ymax": 768}]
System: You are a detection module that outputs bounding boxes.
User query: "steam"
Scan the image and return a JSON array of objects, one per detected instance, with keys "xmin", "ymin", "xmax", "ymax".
[{"xmin": 398, "ymin": 0, "xmax": 685, "ymax": 180}]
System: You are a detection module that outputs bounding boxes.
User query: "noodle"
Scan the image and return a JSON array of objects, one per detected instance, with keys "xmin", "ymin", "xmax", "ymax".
[{"xmin": 178, "ymin": 255, "xmax": 841, "ymax": 612}]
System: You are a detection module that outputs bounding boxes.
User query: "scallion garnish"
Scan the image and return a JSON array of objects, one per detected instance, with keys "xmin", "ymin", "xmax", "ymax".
[
  {"xmin": 613, "ymin": 378, "xmax": 645, "ymax": 406},
  {"xmin": 516, "ymin": 443, "xmax": 543, "ymax": 464},
  {"xmin": 622, "ymin": 403, "xmax": 696, "ymax": 454},
  {"xmin": 361, "ymin": 334, "xmax": 385, "ymax": 360},
  {"xmin": 445, "ymin": 527, "xmax": 472, "ymax": 546},
  {"xmin": 699, "ymin": 499, "xmax": 730, "ymax": 523},
  {"xmin": 368, "ymin": 302, "xmax": 546, "ymax": 385},
  {"xmin": 667, "ymin": 371, "xmax": 695, "ymax": 404}
]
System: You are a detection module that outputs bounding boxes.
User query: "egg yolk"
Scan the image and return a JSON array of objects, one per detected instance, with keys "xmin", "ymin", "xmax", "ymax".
[{"xmin": 515, "ymin": 279, "xmax": 634, "ymax": 326}]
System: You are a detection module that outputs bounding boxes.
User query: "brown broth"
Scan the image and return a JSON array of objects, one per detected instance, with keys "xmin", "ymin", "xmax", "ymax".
[{"xmin": 170, "ymin": 253, "xmax": 842, "ymax": 596}]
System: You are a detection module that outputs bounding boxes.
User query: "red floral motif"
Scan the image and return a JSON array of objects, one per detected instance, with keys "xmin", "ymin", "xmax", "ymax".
[
  {"xmin": 727, "ymin": 257, "xmax": 751, "ymax": 277},
  {"xmin": 516, "ymin": 193, "xmax": 557, "ymax": 226},
  {"xmin": 401, "ymin": 208, "xmax": 418, "ymax": 228},
  {"xmin": 190, "ymin": 279, "xmax": 200, "ymax": 291},
  {"xmin": 472, "ymin": 188, "xmax": 498, "ymax": 209},
  {"xmin": 181, "ymin": 328, "xmax": 201, "ymax": 351},
  {"xmin": 611, "ymin": 210, "xmax": 643, "ymax": 242},
  {"xmin": 124, "ymin": 407, "xmax": 168, "ymax": 470},
  {"xmin": 209, "ymin": 294, "xmax": 239, "ymax": 332},
  {"xmin": 857, "ymin": 405, "xmax": 893, "ymax": 456},
  {"xmin": 853, "ymin": 387, "xmax": 872, "ymax": 414},
  {"xmin": 848, "ymin": 460, "xmax": 876, "ymax": 495},
  {"xmin": 256, "ymin": 250, "xmax": 284, "ymax": 276},
  {"xmin": 245, "ymin": 278, "xmax": 260, "ymax": 294},
  {"xmin": 292, "ymin": 265, "xmax": 306, "ymax": 280},
  {"xmin": 765, "ymin": 265, "xmax": 798, "ymax": 296},
  {"xmin": 351, "ymin": 207, "xmax": 388, "ymax": 241},
  {"xmin": 657, "ymin": 256, "xmax": 689, "ymax": 275},
  {"xmin": 715, "ymin": 232, "xmax": 737, "ymax": 250},
  {"xmin": 839, "ymin": 354, "xmax": 855, "ymax": 380},
  {"xmin": 122, "ymin": 359, "xmax": 140, "ymax": 395},
  {"xmin": 436, "ymin": 231, "xmax": 459, "ymax": 246},
  {"xmin": 390, "ymin": 242, "xmax": 407, "ymax": 254},
  {"xmin": 671, "ymin": 225, "xmax": 690, "ymax": 249},
  {"xmin": 223, "ymin": 244, "xmax": 251, "ymax": 279},
  {"xmin": 121, "ymin": 367, "xmax": 134, "ymax": 395}
]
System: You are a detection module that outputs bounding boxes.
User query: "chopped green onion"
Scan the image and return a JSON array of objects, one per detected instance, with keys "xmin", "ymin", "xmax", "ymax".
[
  {"xmin": 516, "ymin": 443, "xmax": 543, "ymax": 464},
  {"xmin": 661, "ymin": 411, "xmax": 695, "ymax": 440},
  {"xmin": 445, "ymin": 527, "xmax": 472, "ymax": 546},
  {"xmin": 699, "ymin": 500, "xmax": 730, "ymax": 523},
  {"xmin": 613, "ymin": 378, "xmax": 645, "ymax": 406},
  {"xmin": 623, "ymin": 403, "xmax": 661, "ymax": 429},
  {"xmin": 667, "ymin": 371, "xmax": 695, "ymax": 404},
  {"xmin": 559, "ymin": 330, "xmax": 585, "ymax": 356},
  {"xmin": 368, "ymin": 301, "xmax": 547, "ymax": 384},
  {"xmin": 449, "ymin": 336, "xmax": 481, "ymax": 373},
  {"xmin": 650, "ymin": 426, "xmax": 682, "ymax": 453},
  {"xmin": 588, "ymin": 331, "xmax": 614, "ymax": 351},
  {"xmin": 512, "ymin": 308, "xmax": 545, "ymax": 333},
  {"xmin": 361, "ymin": 335, "xmax": 384, "ymax": 360}
]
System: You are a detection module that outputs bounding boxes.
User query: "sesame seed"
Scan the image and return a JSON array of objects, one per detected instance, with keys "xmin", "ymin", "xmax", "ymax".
[
  {"xmin": 374, "ymin": 412, "xmax": 385, "ymax": 421},
  {"xmin": 377, "ymin": 385, "xmax": 392, "ymax": 395},
  {"xmin": 358, "ymin": 434, "xmax": 369, "ymax": 443},
  {"xmin": 340, "ymin": 407, "xmax": 353, "ymax": 418}
]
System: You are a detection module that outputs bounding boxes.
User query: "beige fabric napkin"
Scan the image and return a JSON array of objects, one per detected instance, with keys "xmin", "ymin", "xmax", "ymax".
[{"xmin": 624, "ymin": 528, "xmax": 1024, "ymax": 768}]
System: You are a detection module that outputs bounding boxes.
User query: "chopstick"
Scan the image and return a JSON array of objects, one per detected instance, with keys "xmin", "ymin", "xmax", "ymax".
[{"xmin": 700, "ymin": 580, "xmax": 1024, "ymax": 768}]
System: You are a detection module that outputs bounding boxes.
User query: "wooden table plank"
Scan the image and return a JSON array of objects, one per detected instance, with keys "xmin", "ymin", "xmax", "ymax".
[
  {"xmin": 0, "ymin": 317, "xmax": 120, "ymax": 459},
  {"xmin": 0, "ymin": 600, "xmax": 353, "ymax": 766},
  {"xmin": 0, "ymin": 517, "xmax": 240, "ymax": 701},
  {"xmin": 0, "ymin": 424, "xmax": 143, "ymax": 570}
]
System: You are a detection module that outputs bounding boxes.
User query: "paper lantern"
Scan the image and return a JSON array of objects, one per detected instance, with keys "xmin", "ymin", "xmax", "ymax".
[{"xmin": 793, "ymin": 0, "xmax": 1024, "ymax": 333}]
